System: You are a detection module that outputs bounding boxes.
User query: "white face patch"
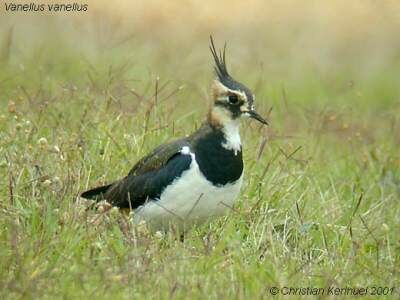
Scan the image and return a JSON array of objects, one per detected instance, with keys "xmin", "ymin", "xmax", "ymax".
[
  {"xmin": 180, "ymin": 146, "xmax": 191, "ymax": 155},
  {"xmin": 210, "ymin": 106, "xmax": 242, "ymax": 155},
  {"xmin": 221, "ymin": 119, "xmax": 241, "ymax": 155},
  {"xmin": 240, "ymin": 104, "xmax": 249, "ymax": 113}
]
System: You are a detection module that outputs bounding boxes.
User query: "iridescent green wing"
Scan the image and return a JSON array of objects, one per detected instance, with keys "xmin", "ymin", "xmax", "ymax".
[{"xmin": 128, "ymin": 137, "xmax": 189, "ymax": 177}]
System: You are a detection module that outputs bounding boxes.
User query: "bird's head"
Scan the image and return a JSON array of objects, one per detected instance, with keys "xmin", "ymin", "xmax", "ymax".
[{"xmin": 208, "ymin": 36, "xmax": 268, "ymax": 127}]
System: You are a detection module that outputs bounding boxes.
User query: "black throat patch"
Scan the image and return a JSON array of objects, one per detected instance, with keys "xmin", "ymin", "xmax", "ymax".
[{"xmin": 193, "ymin": 125, "xmax": 243, "ymax": 186}]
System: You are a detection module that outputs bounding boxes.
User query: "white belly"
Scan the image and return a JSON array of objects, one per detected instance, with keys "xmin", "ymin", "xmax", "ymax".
[{"xmin": 133, "ymin": 153, "xmax": 243, "ymax": 231}]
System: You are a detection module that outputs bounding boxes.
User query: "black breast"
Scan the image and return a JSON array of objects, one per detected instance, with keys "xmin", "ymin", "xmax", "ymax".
[{"xmin": 193, "ymin": 126, "xmax": 243, "ymax": 186}]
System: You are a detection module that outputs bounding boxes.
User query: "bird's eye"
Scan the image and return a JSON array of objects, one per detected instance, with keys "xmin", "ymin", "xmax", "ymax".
[{"xmin": 228, "ymin": 94, "xmax": 239, "ymax": 104}]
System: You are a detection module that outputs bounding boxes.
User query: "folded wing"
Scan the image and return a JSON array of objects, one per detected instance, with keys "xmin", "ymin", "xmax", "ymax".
[{"xmin": 80, "ymin": 138, "xmax": 192, "ymax": 209}]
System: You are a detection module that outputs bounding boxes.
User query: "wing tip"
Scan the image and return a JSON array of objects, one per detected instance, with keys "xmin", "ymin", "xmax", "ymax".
[{"xmin": 80, "ymin": 184, "xmax": 112, "ymax": 200}]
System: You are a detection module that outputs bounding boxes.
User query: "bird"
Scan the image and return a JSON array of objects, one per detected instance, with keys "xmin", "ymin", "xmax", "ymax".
[{"xmin": 80, "ymin": 36, "xmax": 268, "ymax": 231}]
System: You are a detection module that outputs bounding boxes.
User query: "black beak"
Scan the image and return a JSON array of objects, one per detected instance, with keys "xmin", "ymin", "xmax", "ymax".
[{"xmin": 247, "ymin": 110, "xmax": 269, "ymax": 125}]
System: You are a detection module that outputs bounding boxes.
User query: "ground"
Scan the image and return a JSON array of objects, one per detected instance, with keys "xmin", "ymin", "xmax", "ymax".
[{"xmin": 0, "ymin": 3, "xmax": 399, "ymax": 298}]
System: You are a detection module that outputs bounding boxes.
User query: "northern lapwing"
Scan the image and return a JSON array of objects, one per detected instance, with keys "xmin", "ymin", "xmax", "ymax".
[{"xmin": 81, "ymin": 36, "xmax": 268, "ymax": 231}]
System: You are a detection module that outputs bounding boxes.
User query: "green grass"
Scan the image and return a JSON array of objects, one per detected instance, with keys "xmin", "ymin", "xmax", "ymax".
[{"xmin": 0, "ymin": 32, "xmax": 399, "ymax": 299}]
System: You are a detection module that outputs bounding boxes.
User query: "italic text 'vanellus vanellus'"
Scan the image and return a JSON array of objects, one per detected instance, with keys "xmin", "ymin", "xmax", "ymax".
[{"xmin": 81, "ymin": 36, "xmax": 268, "ymax": 231}]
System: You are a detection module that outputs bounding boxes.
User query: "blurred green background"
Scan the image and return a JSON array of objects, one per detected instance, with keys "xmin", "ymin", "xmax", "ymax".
[
  {"xmin": 1, "ymin": 1, "xmax": 400, "ymax": 132},
  {"xmin": 0, "ymin": 1, "xmax": 399, "ymax": 298}
]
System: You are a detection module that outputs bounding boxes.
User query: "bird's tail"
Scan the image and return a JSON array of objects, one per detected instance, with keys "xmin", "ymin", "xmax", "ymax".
[{"xmin": 80, "ymin": 184, "xmax": 113, "ymax": 201}]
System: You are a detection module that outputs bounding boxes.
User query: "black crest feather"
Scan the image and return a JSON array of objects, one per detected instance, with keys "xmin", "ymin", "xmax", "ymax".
[
  {"xmin": 209, "ymin": 35, "xmax": 230, "ymax": 81},
  {"xmin": 209, "ymin": 35, "xmax": 255, "ymax": 106}
]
